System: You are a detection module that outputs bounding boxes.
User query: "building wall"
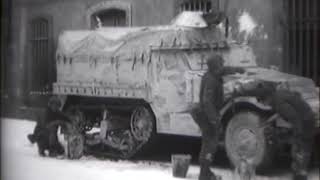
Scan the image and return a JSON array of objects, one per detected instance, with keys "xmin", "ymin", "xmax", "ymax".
[
  {"xmin": 9, "ymin": 0, "xmax": 177, "ymax": 107},
  {"xmin": 226, "ymin": 0, "xmax": 284, "ymax": 68},
  {"xmin": 16, "ymin": 0, "xmax": 176, "ymax": 50}
]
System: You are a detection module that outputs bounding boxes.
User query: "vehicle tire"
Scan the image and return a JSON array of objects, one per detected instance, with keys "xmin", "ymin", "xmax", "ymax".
[{"xmin": 225, "ymin": 111, "xmax": 274, "ymax": 172}]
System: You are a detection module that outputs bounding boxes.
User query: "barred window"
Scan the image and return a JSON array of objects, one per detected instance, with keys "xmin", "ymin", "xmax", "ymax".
[
  {"xmin": 179, "ymin": 0, "xmax": 212, "ymax": 13},
  {"xmin": 29, "ymin": 17, "xmax": 51, "ymax": 91}
]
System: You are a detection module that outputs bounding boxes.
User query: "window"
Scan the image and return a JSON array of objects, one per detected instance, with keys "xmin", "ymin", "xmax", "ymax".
[
  {"xmin": 91, "ymin": 9, "xmax": 127, "ymax": 28},
  {"xmin": 86, "ymin": 1, "xmax": 131, "ymax": 28},
  {"xmin": 29, "ymin": 17, "xmax": 51, "ymax": 92},
  {"xmin": 284, "ymin": 0, "xmax": 320, "ymax": 85},
  {"xmin": 179, "ymin": 0, "xmax": 212, "ymax": 13}
]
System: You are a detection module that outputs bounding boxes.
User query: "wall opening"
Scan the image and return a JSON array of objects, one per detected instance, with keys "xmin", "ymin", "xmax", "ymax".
[
  {"xmin": 91, "ymin": 9, "xmax": 127, "ymax": 28},
  {"xmin": 178, "ymin": 0, "xmax": 214, "ymax": 14},
  {"xmin": 86, "ymin": 1, "xmax": 131, "ymax": 28},
  {"xmin": 28, "ymin": 17, "xmax": 51, "ymax": 93},
  {"xmin": 283, "ymin": 0, "xmax": 320, "ymax": 85},
  {"xmin": 1, "ymin": 0, "xmax": 12, "ymax": 96}
]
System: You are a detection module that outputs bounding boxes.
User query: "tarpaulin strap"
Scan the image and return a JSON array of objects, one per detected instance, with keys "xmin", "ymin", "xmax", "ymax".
[
  {"xmin": 160, "ymin": 39, "xmax": 164, "ymax": 47},
  {"xmin": 148, "ymin": 53, "xmax": 152, "ymax": 65},
  {"xmin": 111, "ymin": 57, "xmax": 114, "ymax": 65},
  {"xmin": 63, "ymin": 55, "xmax": 68, "ymax": 64},
  {"xmin": 115, "ymin": 57, "xmax": 120, "ymax": 70},
  {"xmin": 132, "ymin": 54, "xmax": 137, "ymax": 70},
  {"xmin": 141, "ymin": 53, "xmax": 145, "ymax": 64},
  {"xmin": 172, "ymin": 37, "xmax": 177, "ymax": 47}
]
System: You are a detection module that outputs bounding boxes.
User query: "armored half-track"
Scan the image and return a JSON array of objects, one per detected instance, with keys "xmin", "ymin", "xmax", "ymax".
[{"xmin": 53, "ymin": 12, "xmax": 319, "ymax": 168}]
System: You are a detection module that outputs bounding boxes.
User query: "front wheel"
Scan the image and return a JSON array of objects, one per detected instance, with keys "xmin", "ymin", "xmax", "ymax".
[{"xmin": 225, "ymin": 111, "xmax": 274, "ymax": 172}]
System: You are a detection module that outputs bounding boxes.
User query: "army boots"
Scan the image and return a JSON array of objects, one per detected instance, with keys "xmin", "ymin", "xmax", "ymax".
[{"xmin": 199, "ymin": 160, "xmax": 220, "ymax": 180}]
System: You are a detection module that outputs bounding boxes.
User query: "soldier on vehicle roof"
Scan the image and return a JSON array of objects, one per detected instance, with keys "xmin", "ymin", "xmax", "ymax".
[
  {"xmin": 234, "ymin": 82, "xmax": 316, "ymax": 180},
  {"xmin": 192, "ymin": 54, "xmax": 245, "ymax": 180}
]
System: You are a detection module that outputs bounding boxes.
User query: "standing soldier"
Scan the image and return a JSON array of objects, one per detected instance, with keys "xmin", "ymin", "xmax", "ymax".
[
  {"xmin": 235, "ymin": 82, "xmax": 315, "ymax": 180},
  {"xmin": 192, "ymin": 54, "xmax": 245, "ymax": 180}
]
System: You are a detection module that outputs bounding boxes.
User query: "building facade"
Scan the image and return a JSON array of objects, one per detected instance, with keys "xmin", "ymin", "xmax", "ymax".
[{"xmin": 2, "ymin": 0, "xmax": 319, "ymax": 115}]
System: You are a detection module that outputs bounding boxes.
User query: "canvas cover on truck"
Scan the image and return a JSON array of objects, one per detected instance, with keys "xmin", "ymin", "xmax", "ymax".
[
  {"xmin": 54, "ymin": 19, "xmax": 230, "ymax": 95},
  {"xmin": 56, "ymin": 11, "xmax": 212, "ymax": 59},
  {"xmin": 55, "ymin": 11, "xmax": 259, "ymax": 86},
  {"xmin": 56, "ymin": 26, "xmax": 226, "ymax": 61}
]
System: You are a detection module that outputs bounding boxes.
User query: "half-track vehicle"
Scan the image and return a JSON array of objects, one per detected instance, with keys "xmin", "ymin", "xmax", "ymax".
[{"xmin": 53, "ymin": 12, "xmax": 319, "ymax": 169}]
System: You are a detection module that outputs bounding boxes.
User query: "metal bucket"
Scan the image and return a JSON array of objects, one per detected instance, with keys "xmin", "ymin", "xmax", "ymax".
[{"xmin": 171, "ymin": 154, "xmax": 191, "ymax": 178}]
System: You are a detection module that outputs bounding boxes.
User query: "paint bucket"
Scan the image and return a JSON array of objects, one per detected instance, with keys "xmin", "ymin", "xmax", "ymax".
[{"xmin": 171, "ymin": 154, "xmax": 191, "ymax": 178}]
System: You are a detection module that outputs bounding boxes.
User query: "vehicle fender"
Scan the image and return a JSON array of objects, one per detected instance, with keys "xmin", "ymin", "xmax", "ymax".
[{"xmin": 220, "ymin": 96, "xmax": 273, "ymax": 126}]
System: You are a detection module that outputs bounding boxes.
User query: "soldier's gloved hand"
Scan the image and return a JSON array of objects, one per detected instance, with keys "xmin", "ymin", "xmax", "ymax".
[
  {"xmin": 232, "ymin": 82, "xmax": 245, "ymax": 97},
  {"xmin": 208, "ymin": 116, "xmax": 220, "ymax": 126}
]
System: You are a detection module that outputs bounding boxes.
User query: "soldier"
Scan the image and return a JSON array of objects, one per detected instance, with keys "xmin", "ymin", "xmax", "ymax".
[
  {"xmin": 28, "ymin": 96, "xmax": 71, "ymax": 157},
  {"xmin": 235, "ymin": 82, "xmax": 315, "ymax": 180},
  {"xmin": 192, "ymin": 54, "xmax": 245, "ymax": 180}
]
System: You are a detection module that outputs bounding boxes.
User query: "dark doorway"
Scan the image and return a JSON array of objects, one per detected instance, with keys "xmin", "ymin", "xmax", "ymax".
[
  {"xmin": 28, "ymin": 17, "xmax": 51, "ymax": 93},
  {"xmin": 91, "ymin": 9, "xmax": 126, "ymax": 28},
  {"xmin": 283, "ymin": 0, "xmax": 320, "ymax": 85},
  {"xmin": 1, "ymin": 0, "xmax": 12, "ymax": 96}
]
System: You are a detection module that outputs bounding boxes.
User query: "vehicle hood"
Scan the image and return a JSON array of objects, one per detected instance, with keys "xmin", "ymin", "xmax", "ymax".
[{"xmin": 224, "ymin": 67, "xmax": 320, "ymax": 123}]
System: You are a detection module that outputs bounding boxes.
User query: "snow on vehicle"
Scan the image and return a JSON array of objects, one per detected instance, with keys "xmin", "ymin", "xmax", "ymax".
[{"xmin": 52, "ymin": 11, "xmax": 319, "ymax": 168}]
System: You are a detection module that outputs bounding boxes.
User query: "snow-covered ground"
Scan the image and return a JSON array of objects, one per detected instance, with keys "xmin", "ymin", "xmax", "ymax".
[{"xmin": 1, "ymin": 118, "xmax": 319, "ymax": 180}]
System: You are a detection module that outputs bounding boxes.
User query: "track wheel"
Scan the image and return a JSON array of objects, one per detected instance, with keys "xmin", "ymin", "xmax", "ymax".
[{"xmin": 130, "ymin": 106, "xmax": 155, "ymax": 142}]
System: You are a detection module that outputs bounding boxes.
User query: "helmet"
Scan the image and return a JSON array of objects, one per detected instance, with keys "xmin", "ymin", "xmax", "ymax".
[
  {"xmin": 48, "ymin": 96, "xmax": 61, "ymax": 110},
  {"xmin": 207, "ymin": 54, "xmax": 224, "ymax": 73}
]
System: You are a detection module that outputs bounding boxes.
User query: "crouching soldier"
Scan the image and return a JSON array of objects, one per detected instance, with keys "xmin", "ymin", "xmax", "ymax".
[
  {"xmin": 192, "ymin": 54, "xmax": 245, "ymax": 180},
  {"xmin": 235, "ymin": 82, "xmax": 315, "ymax": 180},
  {"xmin": 28, "ymin": 96, "xmax": 71, "ymax": 157}
]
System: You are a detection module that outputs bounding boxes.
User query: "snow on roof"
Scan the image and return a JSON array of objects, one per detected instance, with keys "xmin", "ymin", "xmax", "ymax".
[{"xmin": 171, "ymin": 11, "xmax": 208, "ymax": 28}]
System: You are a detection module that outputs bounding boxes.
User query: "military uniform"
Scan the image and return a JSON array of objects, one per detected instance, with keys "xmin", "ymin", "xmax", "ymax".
[
  {"xmin": 28, "ymin": 96, "xmax": 71, "ymax": 156},
  {"xmin": 192, "ymin": 55, "xmax": 244, "ymax": 180},
  {"xmin": 236, "ymin": 84, "xmax": 315, "ymax": 180},
  {"xmin": 271, "ymin": 91, "xmax": 314, "ymax": 180}
]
